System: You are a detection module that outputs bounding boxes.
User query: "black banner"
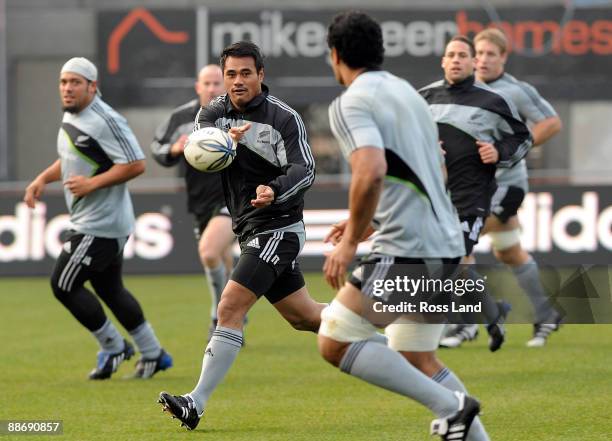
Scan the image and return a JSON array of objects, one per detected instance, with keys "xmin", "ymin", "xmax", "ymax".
[
  {"xmin": 97, "ymin": 8, "xmax": 196, "ymax": 107},
  {"xmin": 97, "ymin": 6, "xmax": 612, "ymax": 106},
  {"xmin": 1, "ymin": 185, "xmax": 611, "ymax": 276}
]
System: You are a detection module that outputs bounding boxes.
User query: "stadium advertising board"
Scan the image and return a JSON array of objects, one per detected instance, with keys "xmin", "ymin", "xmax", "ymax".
[
  {"xmin": 0, "ymin": 186, "xmax": 610, "ymax": 276},
  {"xmin": 97, "ymin": 6, "xmax": 612, "ymax": 106}
]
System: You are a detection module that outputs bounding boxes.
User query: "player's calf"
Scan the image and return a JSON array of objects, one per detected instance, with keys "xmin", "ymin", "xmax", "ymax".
[
  {"xmin": 287, "ymin": 315, "xmax": 320, "ymax": 332},
  {"xmin": 273, "ymin": 286, "xmax": 327, "ymax": 333},
  {"xmin": 318, "ymin": 334, "xmax": 350, "ymax": 367}
]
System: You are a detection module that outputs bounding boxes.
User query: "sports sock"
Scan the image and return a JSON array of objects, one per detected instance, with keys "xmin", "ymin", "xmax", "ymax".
[
  {"xmin": 129, "ymin": 321, "xmax": 162, "ymax": 359},
  {"xmin": 339, "ymin": 341, "xmax": 458, "ymax": 417},
  {"xmin": 92, "ymin": 319, "xmax": 124, "ymax": 353},
  {"xmin": 189, "ymin": 326, "xmax": 243, "ymax": 413},
  {"xmin": 433, "ymin": 367, "xmax": 490, "ymax": 441},
  {"xmin": 205, "ymin": 262, "xmax": 226, "ymax": 321},
  {"xmin": 512, "ymin": 257, "xmax": 553, "ymax": 323}
]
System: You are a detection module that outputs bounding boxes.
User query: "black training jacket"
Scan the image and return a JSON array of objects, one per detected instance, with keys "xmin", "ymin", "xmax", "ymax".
[
  {"xmin": 196, "ymin": 85, "xmax": 315, "ymax": 240},
  {"xmin": 150, "ymin": 98, "xmax": 225, "ymax": 216},
  {"xmin": 419, "ymin": 75, "xmax": 532, "ymax": 217}
]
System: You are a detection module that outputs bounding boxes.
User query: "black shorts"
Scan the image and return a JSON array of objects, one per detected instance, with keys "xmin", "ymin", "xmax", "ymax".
[
  {"xmin": 230, "ymin": 229, "xmax": 305, "ymax": 304},
  {"xmin": 51, "ymin": 230, "xmax": 125, "ymax": 292},
  {"xmin": 490, "ymin": 185, "xmax": 525, "ymax": 223},
  {"xmin": 193, "ymin": 206, "xmax": 231, "ymax": 241},
  {"xmin": 460, "ymin": 216, "xmax": 485, "ymax": 256}
]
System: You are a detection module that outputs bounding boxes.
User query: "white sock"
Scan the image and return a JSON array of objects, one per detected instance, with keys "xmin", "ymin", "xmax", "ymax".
[
  {"xmin": 340, "ymin": 341, "xmax": 459, "ymax": 417},
  {"xmin": 92, "ymin": 319, "xmax": 123, "ymax": 353},
  {"xmin": 189, "ymin": 326, "xmax": 243, "ymax": 413},
  {"xmin": 129, "ymin": 321, "xmax": 162, "ymax": 359}
]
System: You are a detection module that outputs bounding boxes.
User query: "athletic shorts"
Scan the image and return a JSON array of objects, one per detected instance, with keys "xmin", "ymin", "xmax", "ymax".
[
  {"xmin": 459, "ymin": 216, "xmax": 485, "ymax": 256},
  {"xmin": 230, "ymin": 223, "xmax": 306, "ymax": 304},
  {"xmin": 193, "ymin": 206, "xmax": 231, "ymax": 240},
  {"xmin": 490, "ymin": 185, "xmax": 526, "ymax": 224},
  {"xmin": 51, "ymin": 230, "xmax": 125, "ymax": 292}
]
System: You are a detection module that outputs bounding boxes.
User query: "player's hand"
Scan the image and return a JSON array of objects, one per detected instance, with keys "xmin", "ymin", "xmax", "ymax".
[
  {"xmin": 251, "ymin": 185, "xmax": 274, "ymax": 208},
  {"xmin": 325, "ymin": 220, "xmax": 374, "ymax": 246},
  {"xmin": 24, "ymin": 179, "xmax": 45, "ymax": 208},
  {"xmin": 170, "ymin": 134, "xmax": 188, "ymax": 157},
  {"xmin": 323, "ymin": 239, "xmax": 358, "ymax": 290},
  {"xmin": 477, "ymin": 140, "xmax": 499, "ymax": 164},
  {"xmin": 64, "ymin": 175, "xmax": 96, "ymax": 197},
  {"xmin": 228, "ymin": 123, "xmax": 252, "ymax": 144},
  {"xmin": 324, "ymin": 220, "xmax": 348, "ymax": 245}
]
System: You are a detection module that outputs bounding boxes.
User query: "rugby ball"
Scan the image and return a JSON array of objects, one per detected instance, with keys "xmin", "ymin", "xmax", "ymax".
[{"xmin": 184, "ymin": 127, "xmax": 236, "ymax": 172}]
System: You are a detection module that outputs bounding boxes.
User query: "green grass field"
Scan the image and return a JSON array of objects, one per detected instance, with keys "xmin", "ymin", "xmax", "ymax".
[{"xmin": 2, "ymin": 274, "xmax": 611, "ymax": 441}]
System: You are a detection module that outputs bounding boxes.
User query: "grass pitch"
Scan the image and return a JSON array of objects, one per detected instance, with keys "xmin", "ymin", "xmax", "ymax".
[{"xmin": 1, "ymin": 274, "xmax": 611, "ymax": 440}]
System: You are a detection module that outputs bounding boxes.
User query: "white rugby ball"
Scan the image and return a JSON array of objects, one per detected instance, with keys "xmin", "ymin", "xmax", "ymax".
[{"xmin": 184, "ymin": 127, "xmax": 236, "ymax": 172}]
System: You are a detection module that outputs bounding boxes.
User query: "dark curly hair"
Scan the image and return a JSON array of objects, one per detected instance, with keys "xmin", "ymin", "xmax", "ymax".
[
  {"xmin": 327, "ymin": 11, "xmax": 384, "ymax": 70},
  {"xmin": 220, "ymin": 41, "xmax": 265, "ymax": 72}
]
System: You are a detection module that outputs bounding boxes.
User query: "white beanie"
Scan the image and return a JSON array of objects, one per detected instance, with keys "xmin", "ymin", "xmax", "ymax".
[{"xmin": 61, "ymin": 57, "xmax": 101, "ymax": 95}]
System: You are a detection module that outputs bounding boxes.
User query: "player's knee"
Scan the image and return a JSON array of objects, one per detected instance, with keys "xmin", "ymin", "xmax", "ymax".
[
  {"xmin": 216, "ymin": 295, "xmax": 248, "ymax": 326},
  {"xmin": 318, "ymin": 335, "xmax": 345, "ymax": 367},
  {"xmin": 489, "ymin": 230, "xmax": 521, "ymax": 253},
  {"xmin": 490, "ymin": 229, "xmax": 529, "ymax": 265},
  {"xmin": 202, "ymin": 254, "xmax": 221, "ymax": 269},
  {"xmin": 493, "ymin": 245, "xmax": 529, "ymax": 267},
  {"xmin": 318, "ymin": 300, "xmax": 377, "ymax": 366},
  {"xmin": 199, "ymin": 245, "xmax": 221, "ymax": 268}
]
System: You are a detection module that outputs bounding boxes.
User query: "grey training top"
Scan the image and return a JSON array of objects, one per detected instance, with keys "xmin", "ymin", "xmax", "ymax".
[
  {"xmin": 329, "ymin": 71, "xmax": 465, "ymax": 259},
  {"xmin": 58, "ymin": 96, "xmax": 144, "ymax": 238}
]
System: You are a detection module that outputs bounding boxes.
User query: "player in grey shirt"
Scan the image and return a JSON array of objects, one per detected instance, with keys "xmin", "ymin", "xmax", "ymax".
[
  {"xmin": 24, "ymin": 57, "xmax": 172, "ymax": 380},
  {"xmin": 474, "ymin": 29, "xmax": 563, "ymax": 347},
  {"xmin": 329, "ymin": 68, "xmax": 464, "ymax": 258},
  {"xmin": 318, "ymin": 12, "xmax": 486, "ymax": 441}
]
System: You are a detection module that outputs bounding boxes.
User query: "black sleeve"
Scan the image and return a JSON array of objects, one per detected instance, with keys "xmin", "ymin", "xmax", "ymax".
[
  {"xmin": 267, "ymin": 112, "xmax": 315, "ymax": 205},
  {"xmin": 150, "ymin": 113, "xmax": 183, "ymax": 167},
  {"xmin": 196, "ymin": 98, "xmax": 225, "ymax": 131},
  {"xmin": 494, "ymin": 96, "xmax": 534, "ymax": 168}
]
